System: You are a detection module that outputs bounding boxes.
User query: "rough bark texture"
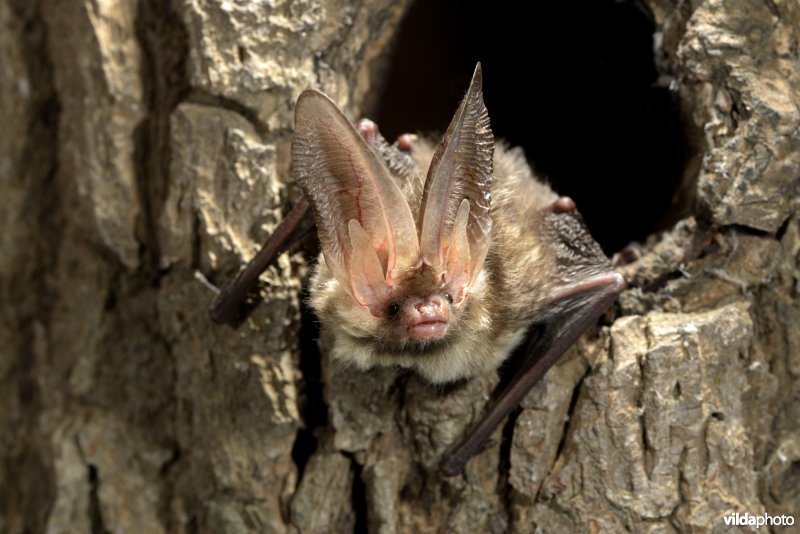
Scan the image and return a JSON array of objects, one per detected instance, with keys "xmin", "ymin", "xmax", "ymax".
[{"xmin": 1, "ymin": 1, "xmax": 798, "ymax": 533}]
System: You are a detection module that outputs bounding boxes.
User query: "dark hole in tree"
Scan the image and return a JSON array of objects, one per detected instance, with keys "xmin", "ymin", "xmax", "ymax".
[{"xmin": 372, "ymin": 0, "xmax": 686, "ymax": 254}]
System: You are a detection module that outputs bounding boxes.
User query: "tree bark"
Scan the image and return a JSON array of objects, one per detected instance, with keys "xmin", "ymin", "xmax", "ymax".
[{"xmin": 1, "ymin": 0, "xmax": 798, "ymax": 533}]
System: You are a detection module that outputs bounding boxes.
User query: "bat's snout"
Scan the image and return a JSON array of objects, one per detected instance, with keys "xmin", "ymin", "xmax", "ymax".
[{"xmin": 405, "ymin": 295, "xmax": 449, "ymax": 341}]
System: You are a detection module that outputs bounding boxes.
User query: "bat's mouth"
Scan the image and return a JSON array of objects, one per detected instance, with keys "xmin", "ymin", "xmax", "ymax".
[{"xmin": 407, "ymin": 320, "xmax": 448, "ymax": 341}]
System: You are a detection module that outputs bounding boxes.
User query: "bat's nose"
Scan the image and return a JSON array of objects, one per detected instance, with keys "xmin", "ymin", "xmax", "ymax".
[
  {"xmin": 413, "ymin": 295, "xmax": 445, "ymax": 316},
  {"xmin": 414, "ymin": 296, "xmax": 444, "ymax": 313}
]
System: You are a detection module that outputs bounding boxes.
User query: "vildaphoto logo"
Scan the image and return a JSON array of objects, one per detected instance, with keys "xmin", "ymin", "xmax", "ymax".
[{"xmin": 723, "ymin": 512, "xmax": 795, "ymax": 528}]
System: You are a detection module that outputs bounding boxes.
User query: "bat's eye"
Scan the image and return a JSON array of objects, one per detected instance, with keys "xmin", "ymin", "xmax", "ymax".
[
  {"xmin": 444, "ymin": 292, "xmax": 453, "ymax": 304},
  {"xmin": 387, "ymin": 302, "xmax": 401, "ymax": 317}
]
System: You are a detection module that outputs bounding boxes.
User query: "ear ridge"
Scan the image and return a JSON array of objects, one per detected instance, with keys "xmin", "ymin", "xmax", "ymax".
[
  {"xmin": 444, "ymin": 199, "xmax": 472, "ymax": 304},
  {"xmin": 419, "ymin": 63, "xmax": 494, "ymax": 284},
  {"xmin": 292, "ymin": 90, "xmax": 421, "ymax": 299},
  {"xmin": 348, "ymin": 219, "xmax": 389, "ymax": 315}
]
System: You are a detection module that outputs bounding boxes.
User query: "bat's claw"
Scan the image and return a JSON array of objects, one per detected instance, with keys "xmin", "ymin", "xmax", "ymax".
[
  {"xmin": 551, "ymin": 196, "xmax": 576, "ymax": 213},
  {"xmin": 195, "ymin": 270, "xmax": 221, "ymax": 294},
  {"xmin": 356, "ymin": 118, "xmax": 380, "ymax": 145},
  {"xmin": 396, "ymin": 133, "xmax": 417, "ymax": 152},
  {"xmin": 612, "ymin": 242, "xmax": 644, "ymax": 267}
]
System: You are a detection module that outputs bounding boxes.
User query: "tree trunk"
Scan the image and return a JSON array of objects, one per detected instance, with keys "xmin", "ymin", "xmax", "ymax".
[{"xmin": 1, "ymin": 0, "xmax": 798, "ymax": 533}]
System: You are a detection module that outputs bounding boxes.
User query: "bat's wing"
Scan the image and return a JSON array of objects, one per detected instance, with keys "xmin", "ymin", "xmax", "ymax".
[
  {"xmin": 441, "ymin": 201, "xmax": 625, "ymax": 476},
  {"xmin": 210, "ymin": 197, "xmax": 314, "ymax": 327}
]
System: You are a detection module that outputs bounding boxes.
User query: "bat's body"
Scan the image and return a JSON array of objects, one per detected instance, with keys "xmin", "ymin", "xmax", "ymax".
[{"xmin": 211, "ymin": 64, "xmax": 624, "ymax": 475}]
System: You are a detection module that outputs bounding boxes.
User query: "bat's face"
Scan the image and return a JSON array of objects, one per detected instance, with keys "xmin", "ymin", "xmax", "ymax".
[
  {"xmin": 383, "ymin": 267, "xmax": 457, "ymax": 344},
  {"xmin": 328, "ymin": 263, "xmax": 471, "ymax": 348},
  {"xmin": 310, "ymin": 251, "xmax": 501, "ymax": 384}
]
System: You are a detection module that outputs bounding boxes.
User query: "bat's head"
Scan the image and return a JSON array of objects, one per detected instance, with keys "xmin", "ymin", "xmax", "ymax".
[{"xmin": 294, "ymin": 64, "xmax": 495, "ymax": 372}]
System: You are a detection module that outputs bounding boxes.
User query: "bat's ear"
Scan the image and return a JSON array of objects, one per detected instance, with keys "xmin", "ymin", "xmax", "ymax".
[
  {"xmin": 292, "ymin": 91, "xmax": 421, "ymax": 314},
  {"xmin": 419, "ymin": 63, "xmax": 494, "ymax": 303}
]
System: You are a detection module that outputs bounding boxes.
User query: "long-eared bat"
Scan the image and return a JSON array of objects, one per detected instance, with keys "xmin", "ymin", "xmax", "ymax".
[{"xmin": 211, "ymin": 64, "xmax": 625, "ymax": 476}]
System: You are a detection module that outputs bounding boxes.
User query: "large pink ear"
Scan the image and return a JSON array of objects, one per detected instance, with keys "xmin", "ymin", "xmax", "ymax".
[
  {"xmin": 292, "ymin": 90, "xmax": 420, "ymax": 311},
  {"xmin": 419, "ymin": 63, "xmax": 494, "ymax": 297}
]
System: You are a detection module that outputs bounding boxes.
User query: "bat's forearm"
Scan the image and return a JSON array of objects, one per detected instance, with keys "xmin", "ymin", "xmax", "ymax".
[
  {"xmin": 210, "ymin": 197, "xmax": 312, "ymax": 326},
  {"xmin": 441, "ymin": 271, "xmax": 625, "ymax": 476}
]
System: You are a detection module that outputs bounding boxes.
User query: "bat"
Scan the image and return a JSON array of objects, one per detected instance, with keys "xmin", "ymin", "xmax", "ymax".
[{"xmin": 210, "ymin": 63, "xmax": 625, "ymax": 476}]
